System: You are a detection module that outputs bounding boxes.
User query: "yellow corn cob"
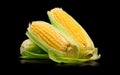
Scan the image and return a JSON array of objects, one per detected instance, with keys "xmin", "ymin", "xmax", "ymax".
[
  {"xmin": 29, "ymin": 21, "xmax": 70, "ymax": 52},
  {"xmin": 49, "ymin": 8, "xmax": 95, "ymax": 56}
]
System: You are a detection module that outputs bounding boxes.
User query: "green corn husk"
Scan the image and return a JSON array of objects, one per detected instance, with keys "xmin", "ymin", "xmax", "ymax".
[{"xmin": 20, "ymin": 39, "xmax": 49, "ymax": 59}]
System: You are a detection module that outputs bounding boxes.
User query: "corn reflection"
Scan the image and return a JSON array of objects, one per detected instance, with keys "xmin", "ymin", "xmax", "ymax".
[{"xmin": 56, "ymin": 61, "xmax": 99, "ymax": 67}]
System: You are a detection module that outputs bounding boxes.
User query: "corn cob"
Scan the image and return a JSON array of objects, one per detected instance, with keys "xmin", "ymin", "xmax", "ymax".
[
  {"xmin": 20, "ymin": 39, "xmax": 49, "ymax": 59},
  {"xmin": 26, "ymin": 21, "xmax": 80, "ymax": 60},
  {"xmin": 47, "ymin": 8, "xmax": 100, "ymax": 58},
  {"xmin": 26, "ymin": 21, "xmax": 81, "ymax": 61}
]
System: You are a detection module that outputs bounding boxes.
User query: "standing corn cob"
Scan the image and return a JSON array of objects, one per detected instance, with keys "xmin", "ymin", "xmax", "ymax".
[{"xmin": 47, "ymin": 8, "xmax": 100, "ymax": 59}]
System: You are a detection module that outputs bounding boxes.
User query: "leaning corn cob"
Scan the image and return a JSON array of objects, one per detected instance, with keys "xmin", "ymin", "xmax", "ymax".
[
  {"xmin": 47, "ymin": 8, "xmax": 100, "ymax": 59},
  {"xmin": 26, "ymin": 21, "xmax": 82, "ymax": 63}
]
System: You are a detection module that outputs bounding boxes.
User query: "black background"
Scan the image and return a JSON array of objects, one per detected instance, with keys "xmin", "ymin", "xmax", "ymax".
[{"xmin": 3, "ymin": 0, "xmax": 118, "ymax": 74}]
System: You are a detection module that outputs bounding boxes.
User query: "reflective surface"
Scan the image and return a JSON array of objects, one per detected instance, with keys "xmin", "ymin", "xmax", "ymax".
[{"xmin": 20, "ymin": 59, "xmax": 99, "ymax": 67}]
